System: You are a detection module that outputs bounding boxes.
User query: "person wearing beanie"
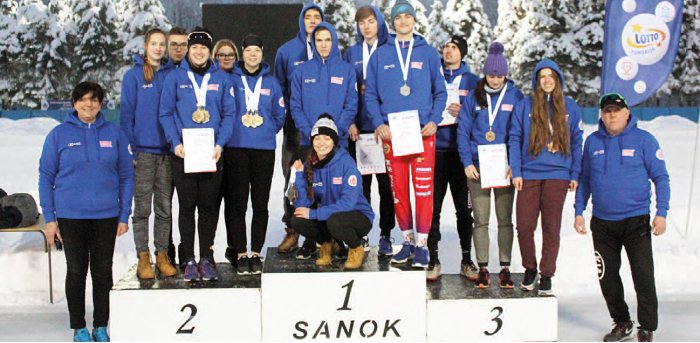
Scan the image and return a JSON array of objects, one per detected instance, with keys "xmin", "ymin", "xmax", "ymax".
[
  {"xmin": 343, "ymin": 5, "xmax": 395, "ymax": 257},
  {"xmin": 159, "ymin": 25, "xmax": 236, "ymax": 282},
  {"xmin": 120, "ymin": 28, "xmax": 177, "ymax": 280},
  {"xmin": 574, "ymin": 93, "xmax": 669, "ymax": 342},
  {"xmin": 425, "ymin": 35, "xmax": 480, "ymax": 281},
  {"xmin": 289, "ymin": 115, "xmax": 375, "ymax": 270},
  {"xmin": 364, "ymin": 0, "xmax": 447, "ymax": 269},
  {"xmin": 508, "ymin": 58, "xmax": 583, "ymax": 295},
  {"xmin": 456, "ymin": 41, "xmax": 524, "ymax": 289},
  {"xmin": 274, "ymin": 3, "xmax": 325, "ymax": 255},
  {"xmin": 220, "ymin": 34, "xmax": 285, "ymax": 275}
]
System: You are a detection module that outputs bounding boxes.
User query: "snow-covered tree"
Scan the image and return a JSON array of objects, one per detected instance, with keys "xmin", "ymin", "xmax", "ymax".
[
  {"xmin": 426, "ymin": 0, "xmax": 451, "ymax": 50},
  {"xmin": 573, "ymin": 0, "xmax": 604, "ymax": 106},
  {"xmin": 47, "ymin": 0, "xmax": 77, "ymax": 99},
  {"xmin": 495, "ymin": 0, "xmax": 526, "ymax": 87},
  {"xmin": 120, "ymin": 0, "xmax": 171, "ymax": 61},
  {"xmin": 375, "ymin": 0, "xmax": 429, "ymax": 38},
  {"xmin": 0, "ymin": 0, "xmax": 19, "ymax": 107},
  {"xmin": 667, "ymin": 0, "xmax": 699, "ymax": 106},
  {"xmin": 444, "ymin": 0, "xmax": 494, "ymax": 71},
  {"xmin": 313, "ymin": 0, "xmax": 356, "ymax": 51}
]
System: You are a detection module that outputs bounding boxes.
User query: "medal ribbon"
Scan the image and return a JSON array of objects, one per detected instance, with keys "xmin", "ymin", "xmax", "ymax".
[
  {"xmin": 187, "ymin": 71, "xmax": 211, "ymax": 108},
  {"xmin": 394, "ymin": 38, "xmax": 414, "ymax": 86},
  {"xmin": 241, "ymin": 75, "xmax": 263, "ymax": 113},
  {"xmin": 362, "ymin": 39, "xmax": 378, "ymax": 80},
  {"xmin": 486, "ymin": 83, "xmax": 508, "ymax": 131}
]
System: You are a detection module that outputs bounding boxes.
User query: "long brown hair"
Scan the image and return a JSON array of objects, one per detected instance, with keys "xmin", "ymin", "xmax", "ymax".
[
  {"xmin": 143, "ymin": 28, "xmax": 166, "ymax": 84},
  {"xmin": 304, "ymin": 151, "xmax": 320, "ymax": 200},
  {"xmin": 529, "ymin": 70, "xmax": 570, "ymax": 156}
]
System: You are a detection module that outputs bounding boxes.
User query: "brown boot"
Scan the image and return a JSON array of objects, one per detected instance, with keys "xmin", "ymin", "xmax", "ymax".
[
  {"xmin": 344, "ymin": 246, "xmax": 365, "ymax": 270},
  {"xmin": 156, "ymin": 250, "xmax": 177, "ymax": 277},
  {"xmin": 315, "ymin": 241, "xmax": 333, "ymax": 266},
  {"xmin": 137, "ymin": 251, "xmax": 155, "ymax": 279},
  {"xmin": 277, "ymin": 227, "xmax": 299, "ymax": 253}
]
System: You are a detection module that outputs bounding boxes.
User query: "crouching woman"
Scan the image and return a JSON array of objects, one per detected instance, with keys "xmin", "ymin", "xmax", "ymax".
[{"xmin": 290, "ymin": 115, "xmax": 374, "ymax": 269}]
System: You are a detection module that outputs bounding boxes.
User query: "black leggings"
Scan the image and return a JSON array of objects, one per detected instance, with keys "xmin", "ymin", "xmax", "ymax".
[
  {"xmin": 58, "ymin": 217, "xmax": 118, "ymax": 329},
  {"xmin": 291, "ymin": 211, "xmax": 372, "ymax": 248}
]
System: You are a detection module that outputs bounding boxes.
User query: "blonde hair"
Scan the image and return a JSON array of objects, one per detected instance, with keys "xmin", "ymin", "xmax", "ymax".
[{"xmin": 213, "ymin": 39, "xmax": 239, "ymax": 62}]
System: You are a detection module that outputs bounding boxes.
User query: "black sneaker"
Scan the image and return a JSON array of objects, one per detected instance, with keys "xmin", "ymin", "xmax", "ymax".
[
  {"xmin": 637, "ymin": 328, "xmax": 653, "ymax": 342},
  {"xmin": 296, "ymin": 240, "xmax": 317, "ymax": 260},
  {"xmin": 475, "ymin": 268, "xmax": 491, "ymax": 288},
  {"xmin": 603, "ymin": 321, "xmax": 635, "ymax": 342},
  {"xmin": 538, "ymin": 275, "xmax": 552, "ymax": 295},
  {"xmin": 498, "ymin": 267, "xmax": 514, "ymax": 289},
  {"xmin": 236, "ymin": 256, "xmax": 251, "ymax": 275},
  {"xmin": 521, "ymin": 268, "xmax": 538, "ymax": 291},
  {"xmin": 249, "ymin": 255, "xmax": 263, "ymax": 275}
]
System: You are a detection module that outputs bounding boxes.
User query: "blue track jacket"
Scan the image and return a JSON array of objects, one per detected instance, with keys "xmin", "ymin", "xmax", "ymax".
[{"xmin": 437, "ymin": 61, "xmax": 480, "ymax": 151}]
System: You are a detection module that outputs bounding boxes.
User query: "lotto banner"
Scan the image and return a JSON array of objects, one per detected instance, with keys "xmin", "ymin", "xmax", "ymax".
[{"xmin": 601, "ymin": 0, "xmax": 683, "ymax": 107}]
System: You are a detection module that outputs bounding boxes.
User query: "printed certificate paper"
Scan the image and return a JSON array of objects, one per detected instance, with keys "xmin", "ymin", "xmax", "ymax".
[
  {"xmin": 439, "ymin": 86, "xmax": 461, "ymax": 126},
  {"xmin": 183, "ymin": 128, "xmax": 216, "ymax": 173},
  {"xmin": 477, "ymin": 143, "xmax": 510, "ymax": 189},
  {"xmin": 388, "ymin": 110, "xmax": 424, "ymax": 157},
  {"xmin": 356, "ymin": 133, "xmax": 386, "ymax": 175}
]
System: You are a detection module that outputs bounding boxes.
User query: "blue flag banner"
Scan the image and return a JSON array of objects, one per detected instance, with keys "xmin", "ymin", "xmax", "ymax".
[{"xmin": 601, "ymin": 0, "xmax": 683, "ymax": 107}]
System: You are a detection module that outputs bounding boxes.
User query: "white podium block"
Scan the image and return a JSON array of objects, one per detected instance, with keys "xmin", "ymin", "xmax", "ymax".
[
  {"xmin": 110, "ymin": 264, "xmax": 261, "ymax": 341},
  {"xmin": 262, "ymin": 247, "xmax": 426, "ymax": 341},
  {"xmin": 426, "ymin": 274, "xmax": 557, "ymax": 341}
]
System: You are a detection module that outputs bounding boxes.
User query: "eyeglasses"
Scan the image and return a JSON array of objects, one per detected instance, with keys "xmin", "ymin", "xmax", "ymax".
[
  {"xmin": 169, "ymin": 42, "xmax": 187, "ymax": 49},
  {"xmin": 216, "ymin": 53, "xmax": 237, "ymax": 60},
  {"xmin": 599, "ymin": 92, "xmax": 625, "ymax": 106}
]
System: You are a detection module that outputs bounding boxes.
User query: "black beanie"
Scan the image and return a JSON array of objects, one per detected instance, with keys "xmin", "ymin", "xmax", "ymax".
[
  {"xmin": 188, "ymin": 27, "xmax": 213, "ymax": 51},
  {"xmin": 242, "ymin": 34, "xmax": 263, "ymax": 50},
  {"xmin": 310, "ymin": 114, "xmax": 339, "ymax": 147},
  {"xmin": 447, "ymin": 35, "xmax": 468, "ymax": 60}
]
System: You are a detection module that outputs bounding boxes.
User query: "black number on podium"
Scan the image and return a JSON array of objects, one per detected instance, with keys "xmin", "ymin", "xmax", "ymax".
[
  {"xmin": 484, "ymin": 306, "xmax": 503, "ymax": 336},
  {"xmin": 337, "ymin": 280, "xmax": 354, "ymax": 311},
  {"xmin": 176, "ymin": 304, "xmax": 197, "ymax": 334}
]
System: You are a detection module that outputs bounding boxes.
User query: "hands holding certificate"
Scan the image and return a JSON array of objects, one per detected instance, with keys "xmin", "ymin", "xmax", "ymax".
[
  {"xmin": 174, "ymin": 143, "xmax": 223, "ymax": 161},
  {"xmin": 464, "ymin": 164, "xmax": 512, "ymax": 181}
]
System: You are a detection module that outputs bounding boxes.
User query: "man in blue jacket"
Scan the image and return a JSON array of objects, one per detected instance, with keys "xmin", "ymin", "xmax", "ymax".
[
  {"xmin": 574, "ymin": 93, "xmax": 670, "ymax": 343},
  {"xmin": 275, "ymin": 2, "xmax": 325, "ymax": 254},
  {"xmin": 364, "ymin": 0, "xmax": 447, "ymax": 268}
]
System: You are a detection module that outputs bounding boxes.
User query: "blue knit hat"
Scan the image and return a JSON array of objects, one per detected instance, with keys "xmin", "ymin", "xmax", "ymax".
[
  {"xmin": 482, "ymin": 42, "xmax": 508, "ymax": 77},
  {"xmin": 391, "ymin": 0, "xmax": 416, "ymax": 27}
]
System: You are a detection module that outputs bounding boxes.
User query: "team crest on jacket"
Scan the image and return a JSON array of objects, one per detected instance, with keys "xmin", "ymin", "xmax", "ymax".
[
  {"xmin": 348, "ymin": 175, "xmax": 357, "ymax": 187},
  {"xmin": 656, "ymin": 149, "xmax": 664, "ymax": 160},
  {"xmin": 278, "ymin": 97, "xmax": 285, "ymax": 108}
]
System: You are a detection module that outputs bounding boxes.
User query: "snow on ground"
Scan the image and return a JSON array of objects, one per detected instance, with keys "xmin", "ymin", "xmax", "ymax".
[{"xmin": 0, "ymin": 115, "xmax": 699, "ymax": 341}]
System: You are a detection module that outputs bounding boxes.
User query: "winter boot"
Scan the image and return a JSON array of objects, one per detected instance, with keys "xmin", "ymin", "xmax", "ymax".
[
  {"xmin": 277, "ymin": 227, "xmax": 299, "ymax": 253},
  {"xmin": 315, "ymin": 241, "xmax": 333, "ymax": 266},
  {"xmin": 156, "ymin": 251, "xmax": 177, "ymax": 277},
  {"xmin": 137, "ymin": 251, "xmax": 155, "ymax": 279},
  {"xmin": 344, "ymin": 246, "xmax": 365, "ymax": 270}
]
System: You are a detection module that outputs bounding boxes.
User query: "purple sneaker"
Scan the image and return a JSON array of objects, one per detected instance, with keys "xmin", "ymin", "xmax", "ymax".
[
  {"xmin": 198, "ymin": 258, "xmax": 219, "ymax": 281},
  {"xmin": 183, "ymin": 258, "xmax": 199, "ymax": 282}
]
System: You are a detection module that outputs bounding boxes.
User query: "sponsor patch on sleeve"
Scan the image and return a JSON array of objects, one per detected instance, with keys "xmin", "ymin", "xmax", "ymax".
[
  {"xmin": 348, "ymin": 175, "xmax": 357, "ymax": 187},
  {"xmin": 656, "ymin": 149, "xmax": 664, "ymax": 160}
]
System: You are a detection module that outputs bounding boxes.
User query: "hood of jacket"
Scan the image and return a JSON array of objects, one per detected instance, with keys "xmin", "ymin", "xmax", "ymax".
[
  {"xmin": 181, "ymin": 57, "xmax": 220, "ymax": 74},
  {"xmin": 232, "ymin": 61, "xmax": 271, "ymax": 78},
  {"xmin": 296, "ymin": 2, "xmax": 325, "ymax": 44},
  {"xmin": 442, "ymin": 60, "xmax": 471, "ymax": 79},
  {"xmin": 65, "ymin": 111, "xmax": 107, "ymax": 129},
  {"xmin": 310, "ymin": 22, "xmax": 341, "ymax": 62},
  {"xmin": 355, "ymin": 5, "xmax": 389, "ymax": 46},
  {"xmin": 531, "ymin": 58, "xmax": 564, "ymax": 91}
]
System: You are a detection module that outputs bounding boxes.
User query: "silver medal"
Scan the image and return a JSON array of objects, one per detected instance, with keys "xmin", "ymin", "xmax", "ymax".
[{"xmin": 400, "ymin": 84, "xmax": 411, "ymax": 96}]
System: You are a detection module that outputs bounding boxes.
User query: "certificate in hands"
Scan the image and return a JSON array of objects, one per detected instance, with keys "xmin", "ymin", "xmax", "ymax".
[
  {"xmin": 388, "ymin": 110, "xmax": 424, "ymax": 157},
  {"xmin": 477, "ymin": 143, "xmax": 510, "ymax": 189},
  {"xmin": 356, "ymin": 133, "xmax": 387, "ymax": 175},
  {"xmin": 438, "ymin": 88, "xmax": 460, "ymax": 126},
  {"xmin": 183, "ymin": 128, "xmax": 217, "ymax": 173}
]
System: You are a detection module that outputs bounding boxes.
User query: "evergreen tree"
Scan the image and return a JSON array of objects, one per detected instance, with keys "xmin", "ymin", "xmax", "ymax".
[
  {"xmin": 573, "ymin": 0, "xmax": 604, "ymax": 106},
  {"xmin": 495, "ymin": 0, "xmax": 526, "ymax": 87},
  {"xmin": 426, "ymin": 0, "xmax": 452, "ymax": 50},
  {"xmin": 47, "ymin": 0, "xmax": 77, "ymax": 99},
  {"xmin": 0, "ymin": 0, "xmax": 19, "ymax": 107},
  {"xmin": 444, "ymin": 0, "xmax": 494, "ymax": 71},
  {"xmin": 668, "ymin": 0, "xmax": 699, "ymax": 106},
  {"xmin": 313, "ymin": 0, "xmax": 356, "ymax": 52},
  {"xmin": 120, "ymin": 0, "xmax": 171, "ymax": 61}
]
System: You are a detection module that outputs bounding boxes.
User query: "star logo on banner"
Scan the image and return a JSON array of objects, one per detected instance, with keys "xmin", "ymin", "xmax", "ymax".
[{"xmin": 632, "ymin": 23, "xmax": 643, "ymax": 33}]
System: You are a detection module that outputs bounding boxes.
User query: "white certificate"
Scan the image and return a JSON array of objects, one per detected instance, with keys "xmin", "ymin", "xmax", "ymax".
[
  {"xmin": 356, "ymin": 133, "xmax": 387, "ymax": 175},
  {"xmin": 388, "ymin": 110, "xmax": 424, "ymax": 157},
  {"xmin": 439, "ymin": 85, "xmax": 461, "ymax": 126},
  {"xmin": 477, "ymin": 143, "xmax": 510, "ymax": 189},
  {"xmin": 183, "ymin": 128, "xmax": 217, "ymax": 173}
]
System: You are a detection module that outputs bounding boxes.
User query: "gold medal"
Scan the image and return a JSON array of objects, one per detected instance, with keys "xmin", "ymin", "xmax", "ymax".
[
  {"xmin": 192, "ymin": 106, "xmax": 210, "ymax": 123},
  {"xmin": 485, "ymin": 130, "xmax": 496, "ymax": 142},
  {"xmin": 242, "ymin": 112, "xmax": 253, "ymax": 127},
  {"xmin": 400, "ymin": 84, "xmax": 411, "ymax": 96},
  {"xmin": 251, "ymin": 111, "xmax": 264, "ymax": 127}
]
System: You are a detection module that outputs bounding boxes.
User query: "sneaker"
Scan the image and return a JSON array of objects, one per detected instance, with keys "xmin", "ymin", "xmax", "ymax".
[
  {"xmin": 412, "ymin": 246, "xmax": 429, "ymax": 268},
  {"xmin": 236, "ymin": 256, "xmax": 251, "ymax": 275},
  {"xmin": 498, "ymin": 267, "xmax": 514, "ymax": 289},
  {"xmin": 538, "ymin": 275, "xmax": 552, "ymax": 295},
  {"xmin": 637, "ymin": 328, "xmax": 653, "ymax": 342},
  {"xmin": 361, "ymin": 236, "xmax": 370, "ymax": 252},
  {"xmin": 475, "ymin": 268, "xmax": 491, "ymax": 288},
  {"xmin": 521, "ymin": 268, "xmax": 538, "ymax": 291},
  {"xmin": 460, "ymin": 261, "xmax": 479, "ymax": 282},
  {"xmin": 296, "ymin": 240, "xmax": 317, "ymax": 260},
  {"xmin": 73, "ymin": 328, "xmax": 92, "ymax": 342},
  {"xmin": 198, "ymin": 258, "xmax": 219, "ymax": 281},
  {"xmin": 426, "ymin": 258, "xmax": 441, "ymax": 281},
  {"xmin": 603, "ymin": 321, "xmax": 635, "ymax": 342},
  {"xmin": 249, "ymin": 255, "xmax": 263, "ymax": 275},
  {"xmin": 91, "ymin": 327, "xmax": 109, "ymax": 342},
  {"xmin": 391, "ymin": 241, "xmax": 414, "ymax": 264},
  {"xmin": 378, "ymin": 235, "xmax": 393, "ymax": 256},
  {"xmin": 183, "ymin": 259, "xmax": 199, "ymax": 282}
]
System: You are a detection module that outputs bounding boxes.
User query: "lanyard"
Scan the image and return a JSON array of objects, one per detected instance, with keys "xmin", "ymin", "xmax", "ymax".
[
  {"xmin": 394, "ymin": 38, "xmax": 414, "ymax": 85},
  {"xmin": 362, "ymin": 40, "xmax": 378, "ymax": 80},
  {"xmin": 186, "ymin": 71, "xmax": 211, "ymax": 108},
  {"xmin": 445, "ymin": 75, "xmax": 462, "ymax": 91},
  {"xmin": 486, "ymin": 83, "xmax": 508, "ymax": 129},
  {"xmin": 241, "ymin": 75, "xmax": 263, "ymax": 112}
]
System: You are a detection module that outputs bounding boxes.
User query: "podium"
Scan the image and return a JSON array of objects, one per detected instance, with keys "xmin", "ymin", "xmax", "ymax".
[{"xmin": 110, "ymin": 264, "xmax": 262, "ymax": 341}]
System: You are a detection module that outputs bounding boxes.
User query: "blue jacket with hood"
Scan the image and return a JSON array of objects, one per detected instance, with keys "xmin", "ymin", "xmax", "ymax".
[
  {"xmin": 294, "ymin": 148, "xmax": 374, "ymax": 222},
  {"xmin": 39, "ymin": 112, "xmax": 134, "ymax": 223},
  {"xmin": 226, "ymin": 61, "xmax": 285, "ymax": 150},
  {"xmin": 437, "ymin": 61, "xmax": 480, "ymax": 151},
  {"xmin": 120, "ymin": 55, "xmax": 175, "ymax": 154},
  {"xmin": 159, "ymin": 59, "xmax": 236, "ymax": 150},
  {"xmin": 291, "ymin": 22, "xmax": 358, "ymax": 147},
  {"xmin": 508, "ymin": 59, "xmax": 583, "ymax": 181},
  {"xmin": 364, "ymin": 34, "xmax": 447, "ymax": 129},
  {"xmin": 274, "ymin": 3, "xmax": 324, "ymax": 123},
  {"xmin": 575, "ymin": 116, "xmax": 670, "ymax": 221},
  {"xmin": 342, "ymin": 5, "xmax": 389, "ymax": 132}
]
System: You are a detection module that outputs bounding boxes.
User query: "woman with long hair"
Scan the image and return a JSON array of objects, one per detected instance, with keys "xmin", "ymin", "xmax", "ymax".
[{"xmin": 213, "ymin": 39, "xmax": 239, "ymax": 73}]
